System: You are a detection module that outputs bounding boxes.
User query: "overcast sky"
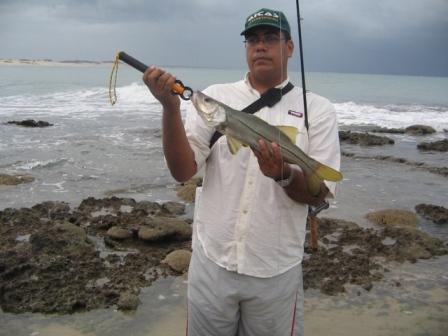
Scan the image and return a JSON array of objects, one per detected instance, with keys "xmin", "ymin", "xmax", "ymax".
[{"xmin": 1, "ymin": 0, "xmax": 447, "ymax": 76}]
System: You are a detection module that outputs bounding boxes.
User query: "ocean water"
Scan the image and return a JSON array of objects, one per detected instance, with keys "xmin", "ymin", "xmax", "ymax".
[
  {"xmin": 0, "ymin": 64, "xmax": 447, "ymax": 211},
  {"xmin": 0, "ymin": 64, "xmax": 447, "ymax": 335}
]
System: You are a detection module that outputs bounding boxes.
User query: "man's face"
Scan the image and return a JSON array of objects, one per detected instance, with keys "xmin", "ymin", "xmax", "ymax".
[{"xmin": 244, "ymin": 27, "xmax": 294, "ymax": 82}]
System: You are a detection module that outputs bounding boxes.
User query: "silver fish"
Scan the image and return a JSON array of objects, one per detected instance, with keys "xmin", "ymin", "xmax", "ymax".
[{"xmin": 191, "ymin": 90, "xmax": 342, "ymax": 195}]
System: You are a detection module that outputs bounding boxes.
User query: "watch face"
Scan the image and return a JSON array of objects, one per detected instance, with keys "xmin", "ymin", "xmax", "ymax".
[
  {"xmin": 276, "ymin": 177, "xmax": 290, "ymax": 187},
  {"xmin": 276, "ymin": 169, "xmax": 294, "ymax": 187}
]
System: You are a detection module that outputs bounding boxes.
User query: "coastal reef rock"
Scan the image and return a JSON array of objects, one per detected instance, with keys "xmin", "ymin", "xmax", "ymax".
[
  {"xmin": 1, "ymin": 198, "xmax": 446, "ymax": 313},
  {"xmin": 176, "ymin": 177, "xmax": 203, "ymax": 203},
  {"xmin": 417, "ymin": 139, "xmax": 448, "ymax": 152},
  {"xmin": 370, "ymin": 126, "xmax": 405, "ymax": 134},
  {"xmin": 365, "ymin": 209, "xmax": 418, "ymax": 227},
  {"xmin": 415, "ymin": 204, "xmax": 448, "ymax": 224},
  {"xmin": 117, "ymin": 291, "xmax": 140, "ymax": 311},
  {"xmin": 161, "ymin": 249, "xmax": 192, "ymax": 273},
  {"xmin": 107, "ymin": 226, "xmax": 133, "ymax": 240},
  {"xmin": 6, "ymin": 119, "xmax": 53, "ymax": 127},
  {"xmin": 0, "ymin": 173, "xmax": 35, "ymax": 185},
  {"xmin": 138, "ymin": 217, "xmax": 192, "ymax": 242},
  {"xmin": 405, "ymin": 124, "xmax": 436, "ymax": 135},
  {"xmin": 339, "ymin": 131, "xmax": 394, "ymax": 146},
  {"xmin": 303, "ymin": 216, "xmax": 447, "ymax": 295},
  {"xmin": 0, "ymin": 197, "xmax": 190, "ymax": 314},
  {"xmin": 341, "ymin": 151, "xmax": 448, "ymax": 178}
]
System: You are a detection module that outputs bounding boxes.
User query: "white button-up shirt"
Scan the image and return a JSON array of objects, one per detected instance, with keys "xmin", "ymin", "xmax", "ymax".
[{"xmin": 185, "ymin": 75, "xmax": 340, "ymax": 278}]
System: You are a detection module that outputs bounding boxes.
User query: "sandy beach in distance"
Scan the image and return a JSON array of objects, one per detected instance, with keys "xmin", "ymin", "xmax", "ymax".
[{"xmin": 0, "ymin": 58, "xmax": 113, "ymax": 67}]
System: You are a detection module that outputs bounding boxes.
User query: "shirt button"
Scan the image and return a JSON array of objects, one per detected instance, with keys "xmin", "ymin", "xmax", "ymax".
[{"xmin": 243, "ymin": 209, "xmax": 248, "ymax": 214}]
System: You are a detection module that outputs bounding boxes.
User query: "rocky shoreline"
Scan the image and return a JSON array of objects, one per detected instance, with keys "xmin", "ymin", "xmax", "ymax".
[
  {"xmin": 1, "ymin": 122, "xmax": 447, "ymax": 315},
  {"xmin": 1, "ymin": 196, "xmax": 446, "ymax": 314}
]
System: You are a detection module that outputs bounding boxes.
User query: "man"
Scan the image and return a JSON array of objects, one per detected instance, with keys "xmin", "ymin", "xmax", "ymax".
[{"xmin": 143, "ymin": 8, "xmax": 340, "ymax": 336}]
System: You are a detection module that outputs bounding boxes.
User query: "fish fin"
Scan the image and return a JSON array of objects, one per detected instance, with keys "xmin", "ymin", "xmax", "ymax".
[
  {"xmin": 227, "ymin": 136, "xmax": 244, "ymax": 155},
  {"xmin": 314, "ymin": 163, "xmax": 343, "ymax": 182},
  {"xmin": 305, "ymin": 162, "xmax": 342, "ymax": 196},
  {"xmin": 276, "ymin": 126, "xmax": 298, "ymax": 142}
]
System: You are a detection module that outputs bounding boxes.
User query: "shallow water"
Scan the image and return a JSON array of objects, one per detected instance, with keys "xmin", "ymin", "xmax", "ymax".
[
  {"xmin": 2, "ymin": 257, "xmax": 446, "ymax": 336},
  {"xmin": 0, "ymin": 276, "xmax": 189, "ymax": 336}
]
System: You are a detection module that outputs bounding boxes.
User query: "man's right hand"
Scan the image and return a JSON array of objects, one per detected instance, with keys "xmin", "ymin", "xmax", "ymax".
[{"xmin": 143, "ymin": 66, "xmax": 180, "ymax": 111}]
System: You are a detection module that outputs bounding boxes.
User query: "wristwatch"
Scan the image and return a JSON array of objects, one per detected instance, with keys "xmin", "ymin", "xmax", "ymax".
[{"xmin": 275, "ymin": 169, "xmax": 295, "ymax": 187}]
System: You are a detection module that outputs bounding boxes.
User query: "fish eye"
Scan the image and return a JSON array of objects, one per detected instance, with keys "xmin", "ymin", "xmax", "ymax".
[{"xmin": 204, "ymin": 97, "xmax": 211, "ymax": 103}]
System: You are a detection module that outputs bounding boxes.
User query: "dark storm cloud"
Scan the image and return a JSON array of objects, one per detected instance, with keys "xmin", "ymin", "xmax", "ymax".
[{"xmin": 0, "ymin": 0, "xmax": 447, "ymax": 76}]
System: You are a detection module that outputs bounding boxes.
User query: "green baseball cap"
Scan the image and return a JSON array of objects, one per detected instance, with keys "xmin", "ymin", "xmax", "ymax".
[{"xmin": 240, "ymin": 8, "xmax": 291, "ymax": 37}]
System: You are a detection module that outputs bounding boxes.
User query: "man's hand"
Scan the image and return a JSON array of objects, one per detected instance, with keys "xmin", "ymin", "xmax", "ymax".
[
  {"xmin": 252, "ymin": 139, "xmax": 291, "ymax": 180},
  {"xmin": 252, "ymin": 139, "xmax": 329, "ymax": 206},
  {"xmin": 142, "ymin": 66, "xmax": 180, "ymax": 111}
]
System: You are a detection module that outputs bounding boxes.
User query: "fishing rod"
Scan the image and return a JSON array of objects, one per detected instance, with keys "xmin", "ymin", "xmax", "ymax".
[
  {"xmin": 295, "ymin": 0, "xmax": 329, "ymax": 249},
  {"xmin": 108, "ymin": 51, "xmax": 193, "ymax": 105},
  {"xmin": 295, "ymin": 0, "xmax": 309, "ymax": 131}
]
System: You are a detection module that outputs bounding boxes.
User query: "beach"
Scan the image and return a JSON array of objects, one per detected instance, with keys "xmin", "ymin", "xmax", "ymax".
[{"xmin": 0, "ymin": 63, "xmax": 447, "ymax": 335}]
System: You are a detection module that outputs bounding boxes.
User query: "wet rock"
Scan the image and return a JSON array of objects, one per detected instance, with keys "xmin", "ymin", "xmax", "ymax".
[
  {"xmin": 383, "ymin": 225, "xmax": 447, "ymax": 262},
  {"xmin": 0, "ymin": 197, "xmax": 192, "ymax": 314},
  {"xmin": 117, "ymin": 291, "xmax": 140, "ymax": 311},
  {"xmin": 30, "ymin": 221, "xmax": 91, "ymax": 255},
  {"xmin": 106, "ymin": 226, "xmax": 133, "ymax": 240},
  {"xmin": 133, "ymin": 201, "xmax": 164, "ymax": 216},
  {"xmin": 415, "ymin": 204, "xmax": 448, "ymax": 224},
  {"xmin": 90, "ymin": 214, "xmax": 119, "ymax": 230},
  {"xmin": 2, "ymin": 195, "xmax": 446, "ymax": 314},
  {"xmin": 78, "ymin": 196, "xmax": 137, "ymax": 213},
  {"xmin": 6, "ymin": 119, "xmax": 53, "ymax": 127},
  {"xmin": 31, "ymin": 201, "xmax": 70, "ymax": 220},
  {"xmin": 370, "ymin": 127, "xmax": 405, "ymax": 134},
  {"xmin": 161, "ymin": 249, "xmax": 192, "ymax": 273},
  {"xmin": 417, "ymin": 139, "xmax": 448, "ymax": 152},
  {"xmin": 339, "ymin": 131, "xmax": 394, "ymax": 146},
  {"xmin": 0, "ymin": 220, "xmax": 105, "ymax": 314},
  {"xmin": 162, "ymin": 201, "xmax": 186, "ymax": 216},
  {"xmin": 341, "ymin": 151, "xmax": 448, "ymax": 178},
  {"xmin": 138, "ymin": 217, "xmax": 191, "ymax": 242},
  {"xmin": 0, "ymin": 174, "xmax": 35, "ymax": 185},
  {"xmin": 302, "ymin": 216, "xmax": 447, "ymax": 295},
  {"xmin": 405, "ymin": 124, "xmax": 436, "ymax": 135},
  {"xmin": 176, "ymin": 178, "xmax": 202, "ymax": 203},
  {"xmin": 365, "ymin": 209, "xmax": 418, "ymax": 227},
  {"xmin": 427, "ymin": 166, "xmax": 448, "ymax": 177}
]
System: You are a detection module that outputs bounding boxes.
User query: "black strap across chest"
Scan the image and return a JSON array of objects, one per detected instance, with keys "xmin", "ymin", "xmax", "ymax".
[{"xmin": 209, "ymin": 82, "xmax": 295, "ymax": 148}]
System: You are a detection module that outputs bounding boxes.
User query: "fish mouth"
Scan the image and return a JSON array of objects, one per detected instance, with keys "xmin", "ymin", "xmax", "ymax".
[{"xmin": 191, "ymin": 90, "xmax": 201, "ymax": 105}]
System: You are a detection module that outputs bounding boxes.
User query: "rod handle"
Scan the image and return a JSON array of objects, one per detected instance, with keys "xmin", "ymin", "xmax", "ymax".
[{"xmin": 118, "ymin": 51, "xmax": 148, "ymax": 73}]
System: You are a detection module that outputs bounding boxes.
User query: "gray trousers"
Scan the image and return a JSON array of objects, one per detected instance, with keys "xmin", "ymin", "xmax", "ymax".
[{"xmin": 187, "ymin": 242, "xmax": 304, "ymax": 336}]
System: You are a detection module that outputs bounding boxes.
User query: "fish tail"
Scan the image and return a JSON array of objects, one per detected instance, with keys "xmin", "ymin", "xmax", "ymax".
[
  {"xmin": 304, "ymin": 163, "xmax": 343, "ymax": 196},
  {"xmin": 314, "ymin": 163, "xmax": 343, "ymax": 182}
]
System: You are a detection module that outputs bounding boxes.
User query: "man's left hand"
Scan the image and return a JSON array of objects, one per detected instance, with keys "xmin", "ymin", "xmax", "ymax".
[{"xmin": 252, "ymin": 139, "xmax": 291, "ymax": 180}]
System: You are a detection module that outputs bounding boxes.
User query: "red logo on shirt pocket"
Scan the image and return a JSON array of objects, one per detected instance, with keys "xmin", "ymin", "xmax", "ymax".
[{"xmin": 288, "ymin": 110, "xmax": 303, "ymax": 118}]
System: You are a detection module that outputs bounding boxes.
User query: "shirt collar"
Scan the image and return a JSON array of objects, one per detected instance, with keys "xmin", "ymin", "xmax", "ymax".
[{"xmin": 243, "ymin": 72, "xmax": 290, "ymax": 93}]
